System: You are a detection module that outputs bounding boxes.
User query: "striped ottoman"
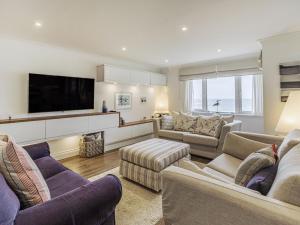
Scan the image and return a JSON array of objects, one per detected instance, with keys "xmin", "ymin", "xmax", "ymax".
[{"xmin": 119, "ymin": 138, "xmax": 190, "ymax": 191}]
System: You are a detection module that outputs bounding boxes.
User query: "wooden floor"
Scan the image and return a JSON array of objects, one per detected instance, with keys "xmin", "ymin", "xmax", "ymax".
[{"xmin": 60, "ymin": 150, "xmax": 211, "ymax": 179}]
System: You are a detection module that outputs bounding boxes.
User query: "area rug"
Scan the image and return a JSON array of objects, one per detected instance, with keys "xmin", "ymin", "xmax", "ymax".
[{"xmin": 89, "ymin": 167, "xmax": 164, "ymax": 225}]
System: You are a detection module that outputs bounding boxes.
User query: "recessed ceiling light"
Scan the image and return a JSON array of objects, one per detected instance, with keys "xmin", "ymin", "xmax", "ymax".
[
  {"xmin": 164, "ymin": 59, "xmax": 169, "ymax": 63},
  {"xmin": 181, "ymin": 26, "xmax": 188, "ymax": 31},
  {"xmin": 34, "ymin": 21, "xmax": 42, "ymax": 28},
  {"xmin": 217, "ymin": 49, "xmax": 222, "ymax": 53},
  {"xmin": 121, "ymin": 47, "xmax": 127, "ymax": 51}
]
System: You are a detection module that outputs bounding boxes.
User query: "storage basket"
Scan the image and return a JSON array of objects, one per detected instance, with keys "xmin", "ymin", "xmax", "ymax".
[{"xmin": 79, "ymin": 132, "xmax": 104, "ymax": 158}]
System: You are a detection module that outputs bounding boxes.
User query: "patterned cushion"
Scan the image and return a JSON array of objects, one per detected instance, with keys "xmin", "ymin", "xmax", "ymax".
[
  {"xmin": 0, "ymin": 136, "xmax": 51, "ymax": 208},
  {"xmin": 173, "ymin": 113, "xmax": 197, "ymax": 132},
  {"xmin": 235, "ymin": 147, "xmax": 276, "ymax": 186},
  {"xmin": 161, "ymin": 115, "xmax": 174, "ymax": 130},
  {"xmin": 193, "ymin": 115, "xmax": 225, "ymax": 137},
  {"xmin": 119, "ymin": 138, "xmax": 190, "ymax": 172}
]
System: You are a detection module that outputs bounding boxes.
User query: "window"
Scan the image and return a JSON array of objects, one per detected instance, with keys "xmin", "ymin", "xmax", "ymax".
[
  {"xmin": 188, "ymin": 74, "xmax": 262, "ymax": 114},
  {"xmin": 207, "ymin": 77, "xmax": 235, "ymax": 112},
  {"xmin": 191, "ymin": 80, "xmax": 202, "ymax": 111},
  {"xmin": 241, "ymin": 75, "xmax": 253, "ymax": 112}
]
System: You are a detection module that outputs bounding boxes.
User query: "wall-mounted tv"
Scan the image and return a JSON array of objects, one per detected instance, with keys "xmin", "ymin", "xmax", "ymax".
[{"xmin": 29, "ymin": 73, "xmax": 95, "ymax": 113}]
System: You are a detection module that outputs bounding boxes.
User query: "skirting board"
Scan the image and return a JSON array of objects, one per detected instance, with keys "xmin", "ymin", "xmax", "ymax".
[{"xmin": 51, "ymin": 134, "xmax": 154, "ymax": 160}]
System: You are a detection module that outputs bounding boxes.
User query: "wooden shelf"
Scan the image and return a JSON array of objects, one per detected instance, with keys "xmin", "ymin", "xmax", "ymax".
[
  {"xmin": 0, "ymin": 112, "xmax": 120, "ymax": 124},
  {"xmin": 119, "ymin": 119, "xmax": 153, "ymax": 127}
]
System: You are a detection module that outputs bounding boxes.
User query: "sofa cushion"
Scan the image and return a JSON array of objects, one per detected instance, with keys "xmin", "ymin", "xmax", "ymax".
[
  {"xmin": 222, "ymin": 133, "xmax": 270, "ymax": 160},
  {"xmin": 235, "ymin": 147, "xmax": 276, "ymax": 186},
  {"xmin": 34, "ymin": 156, "xmax": 68, "ymax": 179},
  {"xmin": 202, "ymin": 167, "xmax": 234, "ymax": 183},
  {"xmin": 193, "ymin": 115, "xmax": 225, "ymax": 138},
  {"xmin": 222, "ymin": 114, "xmax": 234, "ymax": 123},
  {"xmin": 174, "ymin": 113, "xmax": 197, "ymax": 132},
  {"xmin": 246, "ymin": 163, "xmax": 278, "ymax": 195},
  {"xmin": 183, "ymin": 133, "xmax": 218, "ymax": 147},
  {"xmin": 268, "ymin": 143, "xmax": 300, "ymax": 207},
  {"xmin": 277, "ymin": 129, "xmax": 300, "ymax": 159},
  {"xmin": 0, "ymin": 173, "xmax": 20, "ymax": 225},
  {"xmin": 161, "ymin": 115, "xmax": 174, "ymax": 130},
  {"xmin": 0, "ymin": 136, "xmax": 51, "ymax": 208},
  {"xmin": 158, "ymin": 130, "xmax": 188, "ymax": 141},
  {"xmin": 206, "ymin": 153, "xmax": 242, "ymax": 178},
  {"xmin": 23, "ymin": 142, "xmax": 50, "ymax": 160},
  {"xmin": 46, "ymin": 170, "xmax": 90, "ymax": 198}
]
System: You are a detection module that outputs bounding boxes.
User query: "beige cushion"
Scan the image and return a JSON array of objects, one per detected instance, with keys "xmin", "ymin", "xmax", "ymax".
[
  {"xmin": 202, "ymin": 167, "xmax": 234, "ymax": 183},
  {"xmin": 173, "ymin": 113, "xmax": 197, "ymax": 132},
  {"xmin": 268, "ymin": 143, "xmax": 300, "ymax": 206},
  {"xmin": 277, "ymin": 129, "xmax": 300, "ymax": 159},
  {"xmin": 235, "ymin": 147, "xmax": 275, "ymax": 186},
  {"xmin": 223, "ymin": 133, "xmax": 270, "ymax": 160},
  {"xmin": 183, "ymin": 133, "xmax": 218, "ymax": 147},
  {"xmin": 222, "ymin": 114, "xmax": 234, "ymax": 123},
  {"xmin": 206, "ymin": 153, "xmax": 242, "ymax": 178},
  {"xmin": 193, "ymin": 115, "xmax": 225, "ymax": 138},
  {"xmin": 158, "ymin": 130, "xmax": 188, "ymax": 140}
]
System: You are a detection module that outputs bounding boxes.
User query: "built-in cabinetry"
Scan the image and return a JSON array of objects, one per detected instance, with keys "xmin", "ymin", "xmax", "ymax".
[
  {"xmin": 97, "ymin": 64, "xmax": 167, "ymax": 86},
  {"xmin": 0, "ymin": 113, "xmax": 120, "ymax": 144}
]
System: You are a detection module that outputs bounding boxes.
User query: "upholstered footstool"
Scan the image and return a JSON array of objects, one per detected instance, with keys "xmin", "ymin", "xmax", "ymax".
[{"xmin": 119, "ymin": 138, "xmax": 190, "ymax": 191}]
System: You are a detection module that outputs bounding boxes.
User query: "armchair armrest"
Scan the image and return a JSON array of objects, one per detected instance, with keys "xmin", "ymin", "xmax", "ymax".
[
  {"xmin": 15, "ymin": 175, "xmax": 122, "ymax": 225},
  {"xmin": 23, "ymin": 142, "xmax": 50, "ymax": 160},
  {"xmin": 232, "ymin": 131, "xmax": 284, "ymax": 145},
  {"xmin": 162, "ymin": 166, "xmax": 300, "ymax": 225},
  {"xmin": 217, "ymin": 120, "xmax": 242, "ymax": 153},
  {"xmin": 153, "ymin": 118, "xmax": 161, "ymax": 137}
]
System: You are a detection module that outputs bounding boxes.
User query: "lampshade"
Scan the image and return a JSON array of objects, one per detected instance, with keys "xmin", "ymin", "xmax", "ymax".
[{"xmin": 276, "ymin": 91, "xmax": 300, "ymax": 133}]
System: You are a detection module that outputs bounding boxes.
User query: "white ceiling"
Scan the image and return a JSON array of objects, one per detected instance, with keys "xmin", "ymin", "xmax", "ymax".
[{"xmin": 1, "ymin": 0, "xmax": 300, "ymax": 67}]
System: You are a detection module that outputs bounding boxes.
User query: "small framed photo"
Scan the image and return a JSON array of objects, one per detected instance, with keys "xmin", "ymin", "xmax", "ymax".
[
  {"xmin": 140, "ymin": 97, "xmax": 147, "ymax": 103},
  {"xmin": 115, "ymin": 92, "xmax": 132, "ymax": 110}
]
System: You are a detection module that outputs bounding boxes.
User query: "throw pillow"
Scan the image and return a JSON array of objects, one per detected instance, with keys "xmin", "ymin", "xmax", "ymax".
[
  {"xmin": 222, "ymin": 114, "xmax": 234, "ymax": 123},
  {"xmin": 235, "ymin": 147, "xmax": 276, "ymax": 186},
  {"xmin": 180, "ymin": 114, "xmax": 197, "ymax": 132},
  {"xmin": 161, "ymin": 115, "xmax": 174, "ymax": 130},
  {"xmin": 222, "ymin": 133, "xmax": 271, "ymax": 160},
  {"xmin": 246, "ymin": 163, "xmax": 278, "ymax": 195},
  {"xmin": 0, "ymin": 136, "xmax": 51, "ymax": 208},
  {"xmin": 277, "ymin": 137, "xmax": 300, "ymax": 160},
  {"xmin": 193, "ymin": 115, "xmax": 225, "ymax": 137}
]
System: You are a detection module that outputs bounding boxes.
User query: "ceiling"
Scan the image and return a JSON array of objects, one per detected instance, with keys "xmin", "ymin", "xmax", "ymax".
[{"xmin": 1, "ymin": 0, "xmax": 300, "ymax": 67}]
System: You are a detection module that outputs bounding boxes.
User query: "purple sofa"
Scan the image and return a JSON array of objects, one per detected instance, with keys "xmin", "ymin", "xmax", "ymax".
[{"xmin": 0, "ymin": 142, "xmax": 122, "ymax": 225}]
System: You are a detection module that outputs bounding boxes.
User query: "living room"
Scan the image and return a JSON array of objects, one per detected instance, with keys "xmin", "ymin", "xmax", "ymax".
[{"xmin": 1, "ymin": 1, "xmax": 300, "ymax": 225}]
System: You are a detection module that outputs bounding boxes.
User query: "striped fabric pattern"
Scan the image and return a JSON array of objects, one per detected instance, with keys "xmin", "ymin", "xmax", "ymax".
[
  {"xmin": 0, "ymin": 136, "xmax": 50, "ymax": 208},
  {"xmin": 120, "ymin": 138, "xmax": 190, "ymax": 172},
  {"xmin": 161, "ymin": 115, "xmax": 174, "ymax": 130}
]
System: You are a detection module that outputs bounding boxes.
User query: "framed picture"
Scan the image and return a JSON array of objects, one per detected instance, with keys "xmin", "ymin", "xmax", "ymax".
[{"xmin": 115, "ymin": 92, "xmax": 132, "ymax": 110}]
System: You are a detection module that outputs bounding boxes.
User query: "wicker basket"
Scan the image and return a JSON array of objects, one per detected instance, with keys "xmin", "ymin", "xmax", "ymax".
[{"xmin": 79, "ymin": 134, "xmax": 104, "ymax": 158}]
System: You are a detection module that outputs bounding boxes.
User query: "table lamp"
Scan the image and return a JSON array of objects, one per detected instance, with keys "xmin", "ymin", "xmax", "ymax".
[{"xmin": 276, "ymin": 91, "xmax": 300, "ymax": 133}]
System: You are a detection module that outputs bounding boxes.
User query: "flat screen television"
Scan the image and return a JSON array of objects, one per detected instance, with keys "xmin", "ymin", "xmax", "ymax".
[{"xmin": 28, "ymin": 73, "xmax": 95, "ymax": 113}]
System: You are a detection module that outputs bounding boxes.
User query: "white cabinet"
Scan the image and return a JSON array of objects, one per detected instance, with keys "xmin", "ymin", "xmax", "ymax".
[
  {"xmin": 130, "ymin": 70, "xmax": 150, "ymax": 86},
  {"xmin": 88, "ymin": 114, "xmax": 119, "ymax": 132},
  {"xmin": 131, "ymin": 123, "xmax": 153, "ymax": 137},
  {"xmin": 104, "ymin": 126, "xmax": 132, "ymax": 144},
  {"xmin": 46, "ymin": 117, "xmax": 89, "ymax": 139},
  {"xmin": 97, "ymin": 65, "xmax": 167, "ymax": 86},
  {"xmin": 150, "ymin": 72, "xmax": 167, "ymax": 86},
  {"xmin": 0, "ymin": 121, "xmax": 45, "ymax": 143}
]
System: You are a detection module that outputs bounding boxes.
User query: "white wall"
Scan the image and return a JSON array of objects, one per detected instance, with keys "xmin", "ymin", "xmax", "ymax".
[
  {"xmin": 0, "ymin": 37, "xmax": 164, "ymax": 157},
  {"xmin": 260, "ymin": 31, "xmax": 300, "ymax": 134}
]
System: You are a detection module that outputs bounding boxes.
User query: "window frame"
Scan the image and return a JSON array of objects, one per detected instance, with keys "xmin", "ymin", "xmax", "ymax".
[{"xmin": 191, "ymin": 75, "xmax": 255, "ymax": 114}]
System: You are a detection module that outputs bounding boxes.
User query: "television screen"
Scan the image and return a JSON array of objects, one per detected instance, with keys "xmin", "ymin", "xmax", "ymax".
[{"xmin": 29, "ymin": 73, "xmax": 95, "ymax": 113}]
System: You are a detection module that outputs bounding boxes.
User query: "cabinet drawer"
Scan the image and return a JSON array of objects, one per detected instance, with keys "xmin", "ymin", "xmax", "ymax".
[
  {"xmin": 131, "ymin": 123, "xmax": 153, "ymax": 137},
  {"xmin": 88, "ymin": 114, "xmax": 119, "ymax": 132},
  {"xmin": 0, "ymin": 121, "xmax": 46, "ymax": 143},
  {"xmin": 46, "ymin": 117, "xmax": 89, "ymax": 138},
  {"xmin": 104, "ymin": 127, "xmax": 132, "ymax": 144}
]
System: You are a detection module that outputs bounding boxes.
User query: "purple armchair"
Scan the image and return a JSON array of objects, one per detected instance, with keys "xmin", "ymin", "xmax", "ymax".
[{"xmin": 0, "ymin": 142, "xmax": 122, "ymax": 225}]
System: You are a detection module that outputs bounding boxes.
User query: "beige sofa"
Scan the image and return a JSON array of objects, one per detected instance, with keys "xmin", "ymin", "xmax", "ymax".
[
  {"xmin": 153, "ymin": 118, "xmax": 242, "ymax": 159},
  {"xmin": 161, "ymin": 130, "xmax": 300, "ymax": 225}
]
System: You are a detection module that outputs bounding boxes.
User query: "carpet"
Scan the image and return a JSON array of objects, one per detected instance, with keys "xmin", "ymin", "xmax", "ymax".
[{"xmin": 89, "ymin": 167, "xmax": 164, "ymax": 225}]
